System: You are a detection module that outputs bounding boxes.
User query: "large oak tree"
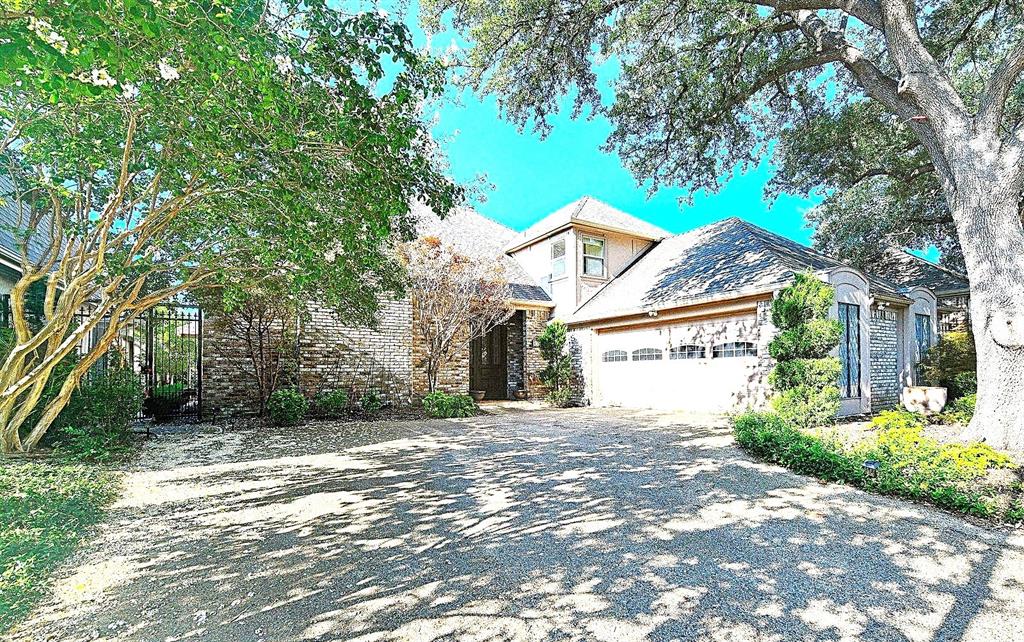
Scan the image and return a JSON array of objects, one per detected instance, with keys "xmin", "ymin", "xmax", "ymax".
[
  {"xmin": 0, "ymin": 1, "xmax": 458, "ymax": 452},
  {"xmin": 425, "ymin": 0, "xmax": 1024, "ymax": 449}
]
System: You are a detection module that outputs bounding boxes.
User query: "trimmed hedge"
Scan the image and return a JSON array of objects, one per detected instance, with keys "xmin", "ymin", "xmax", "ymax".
[{"xmin": 734, "ymin": 410, "xmax": 1020, "ymax": 522}]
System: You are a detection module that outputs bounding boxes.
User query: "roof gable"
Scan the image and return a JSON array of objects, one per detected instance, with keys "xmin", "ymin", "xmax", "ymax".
[{"xmin": 505, "ymin": 196, "xmax": 669, "ymax": 252}]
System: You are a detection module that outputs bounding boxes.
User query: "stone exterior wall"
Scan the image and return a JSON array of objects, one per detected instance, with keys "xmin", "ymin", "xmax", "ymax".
[
  {"xmin": 297, "ymin": 300, "xmax": 413, "ymax": 405},
  {"xmin": 523, "ymin": 307, "xmax": 552, "ymax": 398},
  {"xmin": 870, "ymin": 307, "xmax": 900, "ymax": 411},
  {"xmin": 410, "ymin": 301, "xmax": 470, "ymax": 397},
  {"xmin": 506, "ymin": 311, "xmax": 526, "ymax": 398},
  {"xmin": 750, "ymin": 299, "xmax": 779, "ymax": 410},
  {"xmin": 203, "ymin": 298, "xmax": 414, "ymax": 416},
  {"xmin": 567, "ymin": 327, "xmax": 593, "ymax": 406}
]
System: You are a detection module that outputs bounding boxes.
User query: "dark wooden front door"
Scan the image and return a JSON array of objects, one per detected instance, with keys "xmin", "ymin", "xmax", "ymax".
[{"xmin": 470, "ymin": 324, "xmax": 508, "ymax": 400}]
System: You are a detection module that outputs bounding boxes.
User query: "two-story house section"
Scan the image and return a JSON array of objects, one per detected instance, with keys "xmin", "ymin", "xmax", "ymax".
[{"xmin": 504, "ymin": 196, "xmax": 669, "ymax": 319}]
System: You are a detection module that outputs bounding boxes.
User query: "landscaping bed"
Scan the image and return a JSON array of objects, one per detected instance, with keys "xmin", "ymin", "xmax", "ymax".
[
  {"xmin": 734, "ymin": 410, "xmax": 1024, "ymax": 524},
  {"xmin": 0, "ymin": 461, "xmax": 122, "ymax": 633}
]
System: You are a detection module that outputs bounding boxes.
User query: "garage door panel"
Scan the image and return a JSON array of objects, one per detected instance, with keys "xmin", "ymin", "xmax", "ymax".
[{"xmin": 595, "ymin": 315, "xmax": 761, "ymax": 412}]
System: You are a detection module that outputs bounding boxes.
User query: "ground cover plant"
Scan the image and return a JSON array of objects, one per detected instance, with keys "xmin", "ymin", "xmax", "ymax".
[
  {"xmin": 267, "ymin": 389, "xmax": 308, "ymax": 427},
  {"xmin": 423, "ymin": 392, "xmax": 477, "ymax": 418},
  {"xmin": 0, "ymin": 463, "xmax": 121, "ymax": 633},
  {"xmin": 734, "ymin": 410, "xmax": 1022, "ymax": 522}
]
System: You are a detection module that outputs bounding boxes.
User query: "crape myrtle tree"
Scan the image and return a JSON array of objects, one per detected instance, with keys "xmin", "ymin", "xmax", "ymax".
[
  {"xmin": 0, "ymin": 0, "xmax": 459, "ymax": 453},
  {"xmin": 425, "ymin": 0, "xmax": 1024, "ymax": 449},
  {"xmin": 402, "ymin": 236, "xmax": 513, "ymax": 393}
]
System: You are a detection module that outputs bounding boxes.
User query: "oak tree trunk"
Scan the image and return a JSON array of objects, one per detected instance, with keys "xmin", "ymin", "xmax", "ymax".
[{"xmin": 948, "ymin": 173, "xmax": 1024, "ymax": 451}]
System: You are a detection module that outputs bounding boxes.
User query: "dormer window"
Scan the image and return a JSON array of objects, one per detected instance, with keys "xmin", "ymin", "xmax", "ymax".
[
  {"xmin": 551, "ymin": 239, "xmax": 566, "ymax": 278},
  {"xmin": 582, "ymin": 235, "xmax": 605, "ymax": 277}
]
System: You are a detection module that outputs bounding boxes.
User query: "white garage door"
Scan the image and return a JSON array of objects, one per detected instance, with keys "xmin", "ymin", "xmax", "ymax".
[{"xmin": 595, "ymin": 316, "xmax": 763, "ymax": 412}]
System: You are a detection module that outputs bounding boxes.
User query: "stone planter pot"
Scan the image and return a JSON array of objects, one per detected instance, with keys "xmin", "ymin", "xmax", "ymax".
[
  {"xmin": 513, "ymin": 389, "xmax": 528, "ymax": 400},
  {"xmin": 469, "ymin": 390, "xmax": 486, "ymax": 403},
  {"xmin": 902, "ymin": 386, "xmax": 948, "ymax": 414}
]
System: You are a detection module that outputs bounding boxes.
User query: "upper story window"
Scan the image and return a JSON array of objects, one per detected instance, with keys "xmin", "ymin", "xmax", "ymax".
[
  {"xmin": 712, "ymin": 342, "xmax": 758, "ymax": 358},
  {"xmin": 551, "ymin": 238, "xmax": 566, "ymax": 278},
  {"xmin": 670, "ymin": 344, "xmax": 706, "ymax": 360},
  {"xmin": 582, "ymin": 235, "xmax": 606, "ymax": 277},
  {"xmin": 632, "ymin": 347, "xmax": 663, "ymax": 361}
]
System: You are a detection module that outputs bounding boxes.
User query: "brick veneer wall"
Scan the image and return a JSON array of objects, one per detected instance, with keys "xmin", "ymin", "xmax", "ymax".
[
  {"xmin": 410, "ymin": 300, "xmax": 470, "ymax": 397},
  {"xmin": 523, "ymin": 307, "xmax": 551, "ymax": 398},
  {"xmin": 202, "ymin": 315, "xmax": 296, "ymax": 416},
  {"xmin": 751, "ymin": 298, "xmax": 779, "ymax": 410},
  {"xmin": 296, "ymin": 300, "xmax": 413, "ymax": 405},
  {"xmin": 506, "ymin": 311, "xmax": 526, "ymax": 398},
  {"xmin": 870, "ymin": 307, "xmax": 900, "ymax": 411}
]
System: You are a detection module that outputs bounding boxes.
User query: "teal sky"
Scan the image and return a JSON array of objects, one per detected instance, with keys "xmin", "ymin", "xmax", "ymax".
[
  {"xmin": 431, "ymin": 89, "xmax": 822, "ymax": 243},
  {"xmin": 404, "ymin": 2, "xmax": 824, "ymax": 244}
]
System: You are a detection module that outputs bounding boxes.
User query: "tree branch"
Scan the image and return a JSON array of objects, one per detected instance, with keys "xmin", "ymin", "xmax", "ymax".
[
  {"xmin": 978, "ymin": 39, "xmax": 1024, "ymax": 136},
  {"xmin": 744, "ymin": 0, "xmax": 883, "ymax": 29}
]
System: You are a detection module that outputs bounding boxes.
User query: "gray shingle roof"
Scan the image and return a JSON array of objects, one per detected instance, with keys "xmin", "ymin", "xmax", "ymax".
[
  {"xmin": 870, "ymin": 247, "xmax": 969, "ymax": 295},
  {"xmin": 571, "ymin": 217, "xmax": 907, "ymax": 323},
  {"xmin": 413, "ymin": 203, "xmax": 552, "ymax": 304},
  {"xmin": 505, "ymin": 196, "xmax": 670, "ymax": 252}
]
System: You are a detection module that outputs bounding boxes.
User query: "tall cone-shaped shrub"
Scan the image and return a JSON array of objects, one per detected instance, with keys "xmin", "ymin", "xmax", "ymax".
[{"xmin": 768, "ymin": 273, "xmax": 843, "ymax": 429}]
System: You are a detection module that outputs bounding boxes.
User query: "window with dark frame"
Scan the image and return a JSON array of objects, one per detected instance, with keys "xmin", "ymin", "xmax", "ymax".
[
  {"xmin": 602, "ymin": 350, "xmax": 628, "ymax": 362},
  {"xmin": 915, "ymin": 313, "xmax": 932, "ymax": 382},
  {"xmin": 838, "ymin": 302, "xmax": 861, "ymax": 398},
  {"xmin": 669, "ymin": 344, "xmax": 706, "ymax": 360},
  {"xmin": 711, "ymin": 342, "xmax": 757, "ymax": 358},
  {"xmin": 632, "ymin": 347, "xmax": 663, "ymax": 361}
]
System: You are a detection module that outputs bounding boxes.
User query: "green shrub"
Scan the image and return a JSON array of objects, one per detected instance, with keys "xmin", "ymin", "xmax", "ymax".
[
  {"xmin": 773, "ymin": 385, "xmax": 841, "ymax": 430},
  {"xmin": 360, "ymin": 390, "xmax": 383, "ymax": 414},
  {"xmin": 53, "ymin": 368, "xmax": 144, "ymax": 463},
  {"xmin": 768, "ymin": 357, "xmax": 841, "ymax": 390},
  {"xmin": 941, "ymin": 394, "xmax": 976, "ymax": 425},
  {"xmin": 546, "ymin": 386, "xmax": 574, "ymax": 408},
  {"xmin": 423, "ymin": 392, "xmax": 477, "ymax": 418},
  {"xmin": 538, "ymin": 320, "xmax": 573, "ymax": 404},
  {"xmin": 314, "ymin": 389, "xmax": 349, "ymax": 418},
  {"xmin": 267, "ymin": 388, "xmax": 308, "ymax": 426},
  {"xmin": 767, "ymin": 273, "xmax": 842, "ymax": 429},
  {"xmin": 767, "ymin": 320, "xmax": 843, "ymax": 361},
  {"xmin": 733, "ymin": 411, "xmax": 1018, "ymax": 521},
  {"xmin": 918, "ymin": 331, "xmax": 976, "ymax": 398}
]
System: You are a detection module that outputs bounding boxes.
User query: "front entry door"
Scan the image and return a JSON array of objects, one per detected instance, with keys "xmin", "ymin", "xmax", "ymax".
[{"xmin": 470, "ymin": 324, "xmax": 508, "ymax": 400}]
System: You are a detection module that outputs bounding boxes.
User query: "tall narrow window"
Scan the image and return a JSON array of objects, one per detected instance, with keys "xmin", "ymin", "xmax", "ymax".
[
  {"xmin": 582, "ymin": 235, "xmax": 605, "ymax": 277},
  {"xmin": 915, "ymin": 313, "xmax": 932, "ymax": 381},
  {"xmin": 551, "ymin": 239, "xmax": 566, "ymax": 278},
  {"xmin": 915, "ymin": 314, "xmax": 932, "ymax": 358},
  {"xmin": 838, "ymin": 303, "xmax": 861, "ymax": 398}
]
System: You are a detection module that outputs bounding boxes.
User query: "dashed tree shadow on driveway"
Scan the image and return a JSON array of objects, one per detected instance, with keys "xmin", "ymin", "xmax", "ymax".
[{"xmin": 6, "ymin": 409, "xmax": 1023, "ymax": 642}]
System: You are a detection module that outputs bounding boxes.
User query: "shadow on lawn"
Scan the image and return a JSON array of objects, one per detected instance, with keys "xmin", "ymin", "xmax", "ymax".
[{"xmin": 7, "ymin": 409, "xmax": 1023, "ymax": 642}]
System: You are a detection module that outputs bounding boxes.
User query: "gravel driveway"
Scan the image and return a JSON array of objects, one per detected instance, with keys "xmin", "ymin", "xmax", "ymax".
[{"xmin": 7, "ymin": 408, "xmax": 1023, "ymax": 642}]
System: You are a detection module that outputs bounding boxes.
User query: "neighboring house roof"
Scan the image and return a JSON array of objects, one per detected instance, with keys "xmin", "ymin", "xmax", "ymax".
[
  {"xmin": 505, "ymin": 196, "xmax": 670, "ymax": 252},
  {"xmin": 869, "ymin": 247, "xmax": 970, "ymax": 295},
  {"xmin": 413, "ymin": 203, "xmax": 552, "ymax": 304},
  {"xmin": 0, "ymin": 174, "xmax": 54, "ymax": 272},
  {"xmin": 571, "ymin": 217, "xmax": 908, "ymax": 324}
]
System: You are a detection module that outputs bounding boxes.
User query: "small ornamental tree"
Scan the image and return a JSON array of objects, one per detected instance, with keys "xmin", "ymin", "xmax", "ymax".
[
  {"xmin": 537, "ymin": 320, "xmax": 572, "ymax": 407},
  {"xmin": 767, "ymin": 273, "xmax": 843, "ymax": 430},
  {"xmin": 403, "ymin": 237, "xmax": 513, "ymax": 393}
]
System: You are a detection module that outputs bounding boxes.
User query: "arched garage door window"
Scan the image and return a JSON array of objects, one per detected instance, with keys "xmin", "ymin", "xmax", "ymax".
[
  {"xmin": 632, "ymin": 348, "xmax": 663, "ymax": 361},
  {"xmin": 602, "ymin": 350, "xmax": 628, "ymax": 362}
]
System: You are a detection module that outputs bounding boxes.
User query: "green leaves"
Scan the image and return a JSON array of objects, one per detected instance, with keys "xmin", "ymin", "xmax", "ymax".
[{"xmin": 1, "ymin": 1, "xmax": 461, "ymax": 323}]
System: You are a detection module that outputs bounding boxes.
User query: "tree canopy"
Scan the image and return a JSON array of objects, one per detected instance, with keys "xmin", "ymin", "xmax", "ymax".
[
  {"xmin": 425, "ymin": 0, "xmax": 1021, "ymax": 267},
  {"xmin": 0, "ymin": 0, "xmax": 460, "ymax": 452}
]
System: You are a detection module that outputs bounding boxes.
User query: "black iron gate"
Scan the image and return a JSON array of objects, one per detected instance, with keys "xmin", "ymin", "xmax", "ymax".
[{"xmin": 73, "ymin": 304, "xmax": 203, "ymax": 422}]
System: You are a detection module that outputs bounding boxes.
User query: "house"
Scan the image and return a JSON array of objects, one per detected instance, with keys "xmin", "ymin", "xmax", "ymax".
[
  {"xmin": 870, "ymin": 247, "xmax": 971, "ymax": 334},
  {"xmin": 3, "ymin": 183, "xmax": 960, "ymax": 418}
]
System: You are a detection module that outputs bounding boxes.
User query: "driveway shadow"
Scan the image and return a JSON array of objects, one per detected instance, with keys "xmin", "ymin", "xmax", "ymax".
[{"xmin": 6, "ymin": 409, "xmax": 1023, "ymax": 641}]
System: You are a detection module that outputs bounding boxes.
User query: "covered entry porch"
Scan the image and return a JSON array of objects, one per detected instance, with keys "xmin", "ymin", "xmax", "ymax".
[{"xmin": 469, "ymin": 306, "xmax": 550, "ymax": 400}]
